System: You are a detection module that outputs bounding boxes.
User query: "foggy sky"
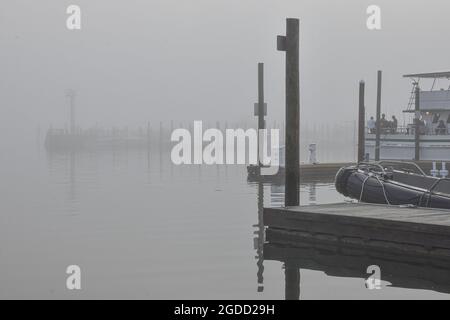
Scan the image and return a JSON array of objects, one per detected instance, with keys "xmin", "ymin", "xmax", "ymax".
[{"xmin": 2, "ymin": 0, "xmax": 450, "ymax": 141}]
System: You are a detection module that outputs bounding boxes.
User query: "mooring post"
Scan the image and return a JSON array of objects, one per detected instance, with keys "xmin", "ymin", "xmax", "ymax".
[
  {"xmin": 415, "ymin": 86, "xmax": 420, "ymax": 161},
  {"xmin": 257, "ymin": 63, "xmax": 265, "ymax": 131},
  {"xmin": 255, "ymin": 63, "xmax": 267, "ymax": 168},
  {"xmin": 358, "ymin": 80, "xmax": 365, "ymax": 163},
  {"xmin": 278, "ymin": 18, "xmax": 300, "ymax": 207},
  {"xmin": 67, "ymin": 90, "xmax": 76, "ymax": 135},
  {"xmin": 159, "ymin": 121, "xmax": 163, "ymax": 152},
  {"xmin": 147, "ymin": 121, "xmax": 151, "ymax": 149},
  {"xmin": 375, "ymin": 71, "xmax": 382, "ymax": 161},
  {"xmin": 284, "ymin": 263, "xmax": 300, "ymax": 300}
]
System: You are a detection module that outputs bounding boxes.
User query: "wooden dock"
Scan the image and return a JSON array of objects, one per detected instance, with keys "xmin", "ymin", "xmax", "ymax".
[
  {"xmin": 249, "ymin": 161, "xmax": 442, "ymax": 184},
  {"xmin": 300, "ymin": 162, "xmax": 351, "ymax": 178},
  {"xmin": 299, "ymin": 160, "xmax": 439, "ymax": 178},
  {"xmin": 264, "ymin": 202, "xmax": 450, "ymax": 255},
  {"xmin": 248, "ymin": 163, "xmax": 351, "ymax": 184}
]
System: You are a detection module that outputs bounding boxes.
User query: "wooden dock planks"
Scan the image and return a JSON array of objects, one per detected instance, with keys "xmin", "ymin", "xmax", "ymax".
[{"xmin": 264, "ymin": 203, "xmax": 450, "ymax": 255}]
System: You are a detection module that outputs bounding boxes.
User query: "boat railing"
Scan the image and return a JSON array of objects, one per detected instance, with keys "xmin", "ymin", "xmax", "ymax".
[
  {"xmin": 357, "ymin": 161, "xmax": 426, "ymax": 176},
  {"xmin": 377, "ymin": 160, "xmax": 426, "ymax": 176},
  {"xmin": 357, "ymin": 162, "xmax": 387, "ymax": 174},
  {"xmin": 366, "ymin": 126, "xmax": 409, "ymax": 135},
  {"xmin": 366, "ymin": 125, "xmax": 450, "ymax": 136}
]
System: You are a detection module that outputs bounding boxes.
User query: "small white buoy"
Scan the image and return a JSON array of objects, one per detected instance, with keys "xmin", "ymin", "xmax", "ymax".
[
  {"xmin": 440, "ymin": 162, "xmax": 449, "ymax": 178},
  {"xmin": 431, "ymin": 162, "xmax": 439, "ymax": 177}
]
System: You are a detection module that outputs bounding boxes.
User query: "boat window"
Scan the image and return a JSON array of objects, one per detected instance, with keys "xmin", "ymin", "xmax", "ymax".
[{"xmin": 432, "ymin": 179, "xmax": 450, "ymax": 195}]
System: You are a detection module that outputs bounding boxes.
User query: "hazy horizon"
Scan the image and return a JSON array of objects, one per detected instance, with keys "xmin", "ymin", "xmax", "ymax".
[{"xmin": 2, "ymin": 0, "xmax": 450, "ymax": 139}]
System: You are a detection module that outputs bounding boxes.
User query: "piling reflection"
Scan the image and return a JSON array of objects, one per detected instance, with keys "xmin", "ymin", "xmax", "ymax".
[
  {"xmin": 264, "ymin": 240, "xmax": 450, "ymax": 298},
  {"xmin": 254, "ymin": 182, "xmax": 265, "ymax": 292},
  {"xmin": 258, "ymin": 178, "xmax": 450, "ymax": 299},
  {"xmin": 252, "ymin": 178, "xmax": 332, "ymax": 298}
]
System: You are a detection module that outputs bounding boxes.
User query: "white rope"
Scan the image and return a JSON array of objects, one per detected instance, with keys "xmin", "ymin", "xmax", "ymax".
[
  {"xmin": 359, "ymin": 173, "xmax": 391, "ymax": 205},
  {"xmin": 359, "ymin": 175, "xmax": 371, "ymax": 202},
  {"xmin": 374, "ymin": 175, "xmax": 391, "ymax": 205}
]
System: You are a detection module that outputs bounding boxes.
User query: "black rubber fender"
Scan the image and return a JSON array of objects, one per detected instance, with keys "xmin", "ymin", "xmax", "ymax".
[{"xmin": 335, "ymin": 166, "xmax": 357, "ymax": 197}]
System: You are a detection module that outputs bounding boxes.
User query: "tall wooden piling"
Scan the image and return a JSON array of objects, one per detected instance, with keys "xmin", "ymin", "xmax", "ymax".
[
  {"xmin": 285, "ymin": 263, "xmax": 300, "ymax": 300},
  {"xmin": 147, "ymin": 121, "xmax": 151, "ymax": 149},
  {"xmin": 278, "ymin": 18, "xmax": 300, "ymax": 207},
  {"xmin": 256, "ymin": 63, "xmax": 266, "ymax": 167},
  {"xmin": 415, "ymin": 86, "xmax": 420, "ymax": 161},
  {"xmin": 67, "ymin": 90, "xmax": 76, "ymax": 135},
  {"xmin": 358, "ymin": 81, "xmax": 365, "ymax": 162},
  {"xmin": 159, "ymin": 121, "xmax": 163, "ymax": 152},
  {"xmin": 257, "ymin": 63, "xmax": 266, "ymax": 131},
  {"xmin": 375, "ymin": 71, "xmax": 382, "ymax": 161}
]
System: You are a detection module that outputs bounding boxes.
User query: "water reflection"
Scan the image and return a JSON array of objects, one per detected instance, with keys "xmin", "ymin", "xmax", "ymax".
[
  {"xmin": 254, "ymin": 182, "xmax": 264, "ymax": 292},
  {"xmin": 309, "ymin": 182, "xmax": 317, "ymax": 205},
  {"xmin": 40, "ymin": 145, "xmax": 450, "ymax": 299},
  {"xmin": 260, "ymin": 179, "xmax": 450, "ymax": 299},
  {"xmin": 264, "ymin": 241, "xmax": 450, "ymax": 298},
  {"xmin": 252, "ymin": 177, "xmax": 333, "ymax": 298}
]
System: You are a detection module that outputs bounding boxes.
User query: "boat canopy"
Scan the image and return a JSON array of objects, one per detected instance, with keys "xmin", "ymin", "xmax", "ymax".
[
  {"xmin": 403, "ymin": 71, "xmax": 450, "ymax": 79},
  {"xmin": 418, "ymin": 90, "xmax": 450, "ymax": 112},
  {"xmin": 403, "ymin": 71, "xmax": 450, "ymax": 113}
]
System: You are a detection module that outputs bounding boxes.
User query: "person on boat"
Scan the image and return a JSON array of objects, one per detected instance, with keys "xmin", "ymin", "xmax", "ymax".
[
  {"xmin": 436, "ymin": 120, "xmax": 447, "ymax": 135},
  {"xmin": 378, "ymin": 114, "xmax": 389, "ymax": 133},
  {"xmin": 447, "ymin": 114, "xmax": 450, "ymax": 134},
  {"xmin": 367, "ymin": 117, "xmax": 376, "ymax": 133},
  {"xmin": 391, "ymin": 116, "xmax": 398, "ymax": 134},
  {"xmin": 419, "ymin": 118, "xmax": 426, "ymax": 135}
]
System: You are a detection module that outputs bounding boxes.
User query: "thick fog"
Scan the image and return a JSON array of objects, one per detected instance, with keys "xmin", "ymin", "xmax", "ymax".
[
  {"xmin": 3, "ymin": 0, "xmax": 450, "ymax": 300},
  {"xmin": 1, "ymin": 0, "xmax": 450, "ymax": 142}
]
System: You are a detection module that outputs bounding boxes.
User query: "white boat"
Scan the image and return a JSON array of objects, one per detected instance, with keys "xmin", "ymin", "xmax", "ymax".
[{"xmin": 366, "ymin": 71, "xmax": 450, "ymax": 161}]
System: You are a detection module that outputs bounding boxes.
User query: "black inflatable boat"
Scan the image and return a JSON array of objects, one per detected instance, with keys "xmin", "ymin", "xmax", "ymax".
[{"xmin": 335, "ymin": 161, "xmax": 450, "ymax": 209}]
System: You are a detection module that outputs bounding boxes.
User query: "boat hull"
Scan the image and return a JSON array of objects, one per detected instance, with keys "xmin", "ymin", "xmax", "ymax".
[
  {"xmin": 365, "ymin": 133, "xmax": 450, "ymax": 161},
  {"xmin": 335, "ymin": 167, "xmax": 450, "ymax": 209}
]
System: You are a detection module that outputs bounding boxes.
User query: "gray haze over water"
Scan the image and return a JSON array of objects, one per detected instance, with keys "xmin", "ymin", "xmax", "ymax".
[
  {"xmin": 2, "ymin": 0, "xmax": 450, "ymax": 299},
  {"xmin": 2, "ymin": 0, "xmax": 450, "ymax": 142},
  {"xmin": 1, "ymin": 147, "xmax": 449, "ymax": 299}
]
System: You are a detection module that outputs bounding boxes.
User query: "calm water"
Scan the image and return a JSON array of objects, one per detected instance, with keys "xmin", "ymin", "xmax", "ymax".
[{"xmin": 1, "ymin": 143, "xmax": 450, "ymax": 299}]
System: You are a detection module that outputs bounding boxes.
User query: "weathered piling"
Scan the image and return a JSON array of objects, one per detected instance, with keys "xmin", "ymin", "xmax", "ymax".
[
  {"xmin": 67, "ymin": 90, "xmax": 76, "ymax": 135},
  {"xmin": 415, "ymin": 86, "xmax": 421, "ymax": 161},
  {"xmin": 257, "ymin": 63, "xmax": 266, "ymax": 132},
  {"xmin": 375, "ymin": 70, "xmax": 382, "ymax": 161},
  {"xmin": 285, "ymin": 263, "xmax": 300, "ymax": 300},
  {"xmin": 256, "ymin": 63, "xmax": 267, "ymax": 167},
  {"xmin": 147, "ymin": 122, "xmax": 151, "ymax": 148},
  {"xmin": 278, "ymin": 18, "xmax": 300, "ymax": 207},
  {"xmin": 358, "ymin": 80, "xmax": 365, "ymax": 163},
  {"xmin": 159, "ymin": 121, "xmax": 163, "ymax": 152}
]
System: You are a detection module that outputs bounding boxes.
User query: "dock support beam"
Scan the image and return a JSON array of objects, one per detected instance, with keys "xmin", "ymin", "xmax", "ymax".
[
  {"xmin": 415, "ymin": 86, "xmax": 420, "ymax": 161},
  {"xmin": 358, "ymin": 81, "xmax": 365, "ymax": 163},
  {"xmin": 375, "ymin": 71, "xmax": 382, "ymax": 161},
  {"xmin": 278, "ymin": 18, "xmax": 300, "ymax": 207}
]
